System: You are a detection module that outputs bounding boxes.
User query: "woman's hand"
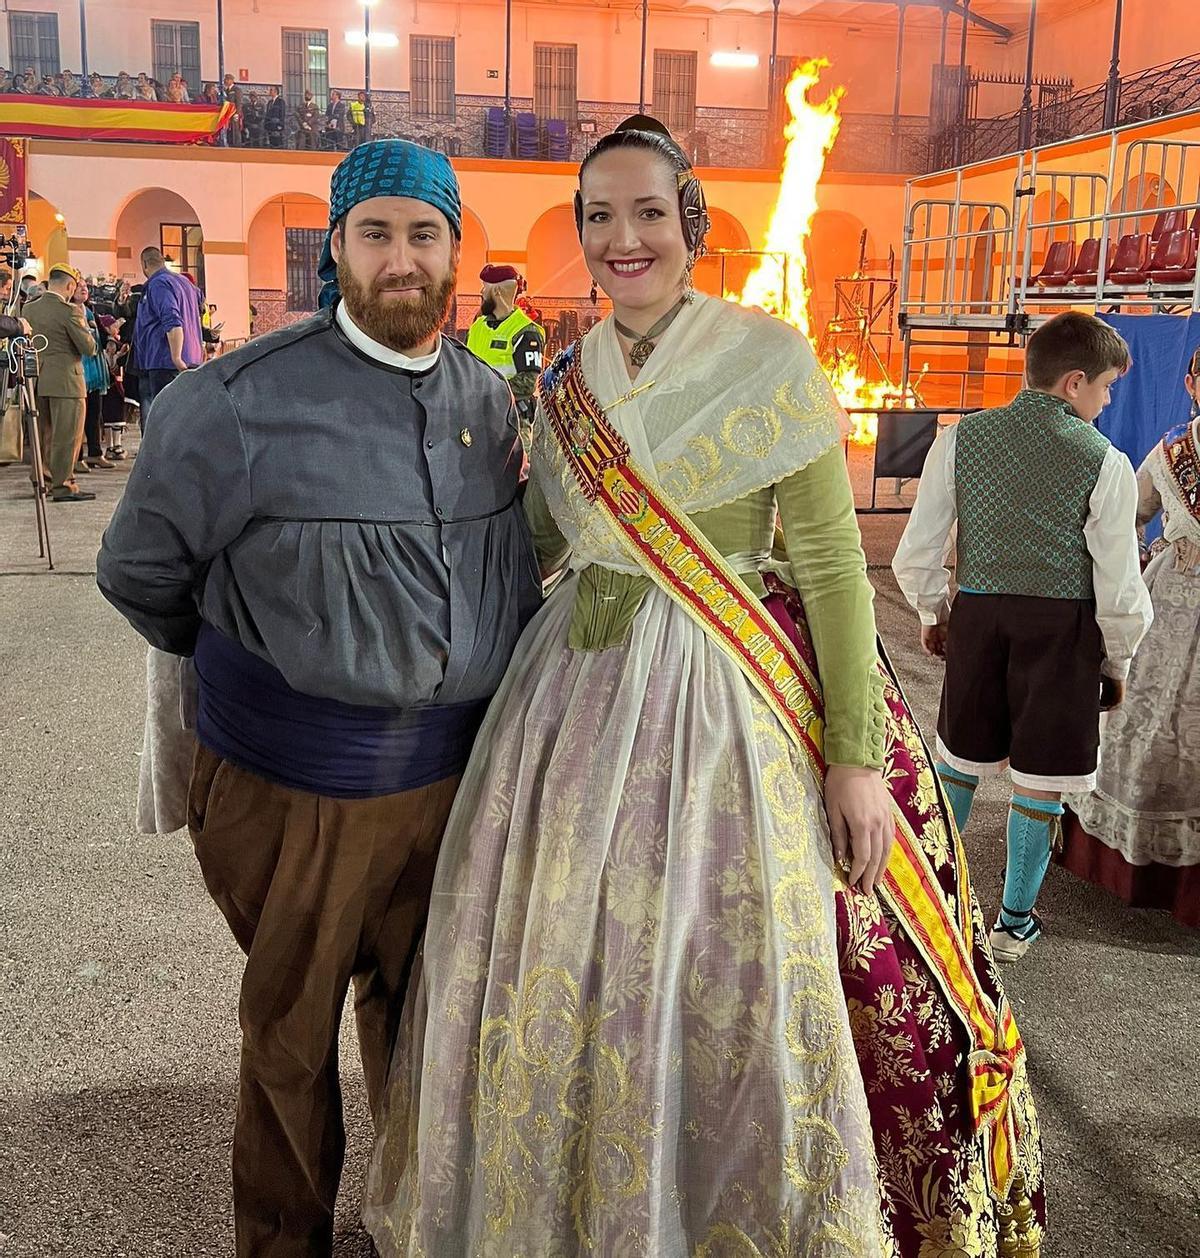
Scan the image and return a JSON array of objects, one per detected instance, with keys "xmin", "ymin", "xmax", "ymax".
[{"xmin": 824, "ymin": 765, "xmax": 895, "ymax": 895}]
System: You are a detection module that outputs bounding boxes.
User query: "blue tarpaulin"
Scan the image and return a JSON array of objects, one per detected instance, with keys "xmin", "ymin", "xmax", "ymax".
[
  {"xmin": 1097, "ymin": 313, "xmax": 1200, "ymax": 541},
  {"xmin": 1098, "ymin": 313, "xmax": 1200, "ymax": 467}
]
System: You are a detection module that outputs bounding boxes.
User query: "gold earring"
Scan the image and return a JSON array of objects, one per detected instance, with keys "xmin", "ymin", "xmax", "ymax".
[{"xmin": 683, "ymin": 256, "xmax": 697, "ymax": 303}]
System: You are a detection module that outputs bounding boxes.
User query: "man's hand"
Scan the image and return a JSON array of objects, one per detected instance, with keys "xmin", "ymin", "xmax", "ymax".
[
  {"xmin": 921, "ymin": 622, "xmax": 949, "ymax": 659},
  {"xmin": 1100, "ymin": 675, "xmax": 1126, "ymax": 711},
  {"xmin": 825, "ymin": 765, "xmax": 895, "ymax": 896}
]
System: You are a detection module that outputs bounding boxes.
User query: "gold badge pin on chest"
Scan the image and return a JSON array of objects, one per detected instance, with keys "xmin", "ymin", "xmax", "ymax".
[{"xmin": 460, "ymin": 428, "xmax": 473, "ymax": 447}]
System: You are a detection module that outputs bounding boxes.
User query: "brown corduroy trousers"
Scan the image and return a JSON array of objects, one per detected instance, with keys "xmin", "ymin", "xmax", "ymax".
[{"xmin": 188, "ymin": 745, "xmax": 461, "ymax": 1258}]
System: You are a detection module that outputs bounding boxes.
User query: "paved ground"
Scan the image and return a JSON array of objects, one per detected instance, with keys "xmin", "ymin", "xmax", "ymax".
[{"xmin": 0, "ymin": 442, "xmax": 1197, "ymax": 1257}]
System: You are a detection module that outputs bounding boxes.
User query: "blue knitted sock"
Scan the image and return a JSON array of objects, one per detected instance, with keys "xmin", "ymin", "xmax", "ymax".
[
  {"xmin": 936, "ymin": 763, "xmax": 979, "ymax": 835},
  {"xmin": 999, "ymin": 793, "xmax": 1063, "ymax": 928}
]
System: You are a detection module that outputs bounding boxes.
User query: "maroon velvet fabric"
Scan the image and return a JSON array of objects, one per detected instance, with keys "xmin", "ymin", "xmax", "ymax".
[
  {"xmin": 764, "ymin": 583, "xmax": 1047, "ymax": 1254},
  {"xmin": 1061, "ymin": 812, "xmax": 1200, "ymax": 930}
]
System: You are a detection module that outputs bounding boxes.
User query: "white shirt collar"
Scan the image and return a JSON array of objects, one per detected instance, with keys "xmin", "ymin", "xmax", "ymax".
[{"xmin": 335, "ymin": 301, "xmax": 442, "ymax": 372}]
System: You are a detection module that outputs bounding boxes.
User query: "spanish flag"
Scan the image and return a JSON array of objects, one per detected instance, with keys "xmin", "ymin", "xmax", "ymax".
[{"xmin": 0, "ymin": 96, "xmax": 234, "ymax": 144}]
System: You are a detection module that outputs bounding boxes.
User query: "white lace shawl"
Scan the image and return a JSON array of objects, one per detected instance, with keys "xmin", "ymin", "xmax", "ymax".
[{"xmin": 531, "ymin": 293, "xmax": 848, "ymax": 575}]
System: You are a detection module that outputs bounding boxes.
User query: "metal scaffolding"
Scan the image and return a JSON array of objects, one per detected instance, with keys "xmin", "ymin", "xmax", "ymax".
[{"xmin": 900, "ymin": 130, "xmax": 1200, "ymax": 403}]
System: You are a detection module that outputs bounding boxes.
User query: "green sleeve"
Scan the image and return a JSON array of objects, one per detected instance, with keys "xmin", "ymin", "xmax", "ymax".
[
  {"xmin": 776, "ymin": 446, "xmax": 887, "ymax": 770},
  {"xmin": 510, "ymin": 370, "xmax": 540, "ymax": 401},
  {"xmin": 522, "ymin": 476, "xmax": 571, "ymax": 575}
]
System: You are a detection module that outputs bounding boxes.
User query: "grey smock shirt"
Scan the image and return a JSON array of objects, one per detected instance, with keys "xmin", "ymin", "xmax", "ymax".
[{"xmin": 97, "ymin": 304, "xmax": 542, "ymax": 794}]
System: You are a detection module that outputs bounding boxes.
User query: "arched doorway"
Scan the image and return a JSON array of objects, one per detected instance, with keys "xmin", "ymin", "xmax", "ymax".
[
  {"xmin": 694, "ymin": 207, "xmax": 752, "ymax": 297},
  {"xmin": 246, "ymin": 193, "xmax": 329, "ymax": 331},
  {"xmin": 114, "ymin": 187, "xmax": 207, "ymax": 287},
  {"xmin": 1111, "ymin": 173, "xmax": 1177, "ymax": 236},
  {"xmin": 457, "ymin": 207, "xmax": 488, "ymax": 295},
  {"xmin": 526, "ymin": 205, "xmax": 591, "ymax": 301},
  {"xmin": 447, "ymin": 207, "xmax": 489, "ymax": 335},
  {"xmin": 28, "ymin": 191, "xmax": 68, "ymax": 271},
  {"xmin": 1025, "ymin": 191, "xmax": 1070, "ymax": 269},
  {"xmin": 807, "ymin": 210, "xmax": 872, "ymax": 336}
]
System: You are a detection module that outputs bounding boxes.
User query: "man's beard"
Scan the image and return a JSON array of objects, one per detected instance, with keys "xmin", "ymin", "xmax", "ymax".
[
  {"xmin": 337, "ymin": 257, "xmax": 455, "ymax": 353},
  {"xmin": 480, "ymin": 294, "xmax": 496, "ymax": 318}
]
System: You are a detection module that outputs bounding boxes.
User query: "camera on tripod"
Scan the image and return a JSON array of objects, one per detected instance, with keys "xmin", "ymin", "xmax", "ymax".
[
  {"xmin": 0, "ymin": 225, "xmax": 32, "ymax": 273},
  {"xmin": 0, "ymin": 226, "xmax": 38, "ymax": 373},
  {"xmin": 0, "ymin": 225, "xmax": 54, "ymax": 567}
]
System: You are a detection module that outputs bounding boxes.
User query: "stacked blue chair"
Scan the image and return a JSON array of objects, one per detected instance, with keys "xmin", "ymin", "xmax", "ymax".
[
  {"xmin": 546, "ymin": 118, "xmax": 571, "ymax": 162},
  {"xmin": 515, "ymin": 111, "xmax": 541, "ymax": 159},
  {"xmin": 484, "ymin": 106, "xmax": 508, "ymax": 158}
]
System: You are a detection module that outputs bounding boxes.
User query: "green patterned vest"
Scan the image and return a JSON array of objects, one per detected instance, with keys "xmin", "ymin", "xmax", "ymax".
[{"xmin": 954, "ymin": 390, "xmax": 1110, "ymax": 599}]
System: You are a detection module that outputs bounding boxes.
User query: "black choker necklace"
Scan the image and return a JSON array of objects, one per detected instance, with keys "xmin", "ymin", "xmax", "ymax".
[{"xmin": 614, "ymin": 297, "xmax": 687, "ymax": 368}]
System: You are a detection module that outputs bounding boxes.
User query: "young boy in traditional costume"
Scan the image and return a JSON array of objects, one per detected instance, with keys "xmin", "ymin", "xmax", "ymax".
[{"xmin": 894, "ymin": 311, "xmax": 1154, "ymax": 960}]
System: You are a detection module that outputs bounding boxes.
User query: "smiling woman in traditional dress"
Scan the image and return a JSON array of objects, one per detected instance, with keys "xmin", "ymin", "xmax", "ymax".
[
  {"xmin": 364, "ymin": 116, "xmax": 1045, "ymax": 1257},
  {"xmin": 1064, "ymin": 348, "xmax": 1200, "ymax": 929}
]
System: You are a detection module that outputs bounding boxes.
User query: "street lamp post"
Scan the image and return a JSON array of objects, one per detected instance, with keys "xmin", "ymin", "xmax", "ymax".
[
  {"xmin": 504, "ymin": 0, "xmax": 513, "ymax": 154},
  {"xmin": 217, "ymin": 0, "xmax": 225, "ymax": 88},
  {"xmin": 767, "ymin": 0, "xmax": 781, "ymax": 152},
  {"xmin": 1103, "ymin": 0, "xmax": 1125, "ymax": 130},
  {"xmin": 79, "ymin": 1, "xmax": 90, "ymax": 94},
  {"xmin": 892, "ymin": 1, "xmax": 908, "ymax": 139},
  {"xmin": 363, "ymin": 0, "xmax": 372, "ymax": 99},
  {"xmin": 357, "ymin": 0, "xmax": 380, "ymax": 141},
  {"xmin": 346, "ymin": 4, "xmax": 394, "ymax": 144},
  {"xmin": 952, "ymin": 0, "xmax": 972, "ymax": 166},
  {"xmin": 1018, "ymin": 0, "xmax": 1040, "ymax": 151},
  {"xmin": 638, "ymin": 1, "xmax": 649, "ymax": 113}
]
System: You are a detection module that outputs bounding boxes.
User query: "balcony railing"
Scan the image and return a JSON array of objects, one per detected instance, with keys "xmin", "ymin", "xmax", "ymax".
[
  {"xmin": 22, "ymin": 71, "xmax": 933, "ymax": 175},
  {"xmin": 931, "ymin": 52, "xmax": 1200, "ymax": 170}
]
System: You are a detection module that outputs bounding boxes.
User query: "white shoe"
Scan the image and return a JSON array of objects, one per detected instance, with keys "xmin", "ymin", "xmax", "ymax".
[{"xmin": 989, "ymin": 911, "xmax": 1043, "ymax": 963}]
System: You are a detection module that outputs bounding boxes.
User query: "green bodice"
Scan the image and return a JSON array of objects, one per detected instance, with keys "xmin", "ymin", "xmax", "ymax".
[{"xmin": 526, "ymin": 445, "xmax": 887, "ymax": 769}]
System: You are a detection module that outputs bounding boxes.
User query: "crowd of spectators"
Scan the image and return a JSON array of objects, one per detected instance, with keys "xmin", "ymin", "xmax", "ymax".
[
  {"xmin": 0, "ymin": 66, "xmax": 193, "ymax": 101},
  {"xmin": 1, "ymin": 65, "xmax": 378, "ymax": 151}
]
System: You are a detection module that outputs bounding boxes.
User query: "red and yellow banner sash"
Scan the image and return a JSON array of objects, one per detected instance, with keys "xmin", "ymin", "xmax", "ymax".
[
  {"xmin": 0, "ymin": 137, "xmax": 27, "ymax": 224},
  {"xmin": 540, "ymin": 345, "xmax": 1025, "ymax": 1197},
  {"xmin": 1161, "ymin": 420, "xmax": 1200, "ymax": 523},
  {"xmin": 0, "ymin": 97, "xmax": 234, "ymax": 144}
]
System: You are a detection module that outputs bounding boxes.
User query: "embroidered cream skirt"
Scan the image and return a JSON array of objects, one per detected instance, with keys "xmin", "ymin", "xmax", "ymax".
[{"xmin": 363, "ymin": 575, "xmax": 888, "ymax": 1256}]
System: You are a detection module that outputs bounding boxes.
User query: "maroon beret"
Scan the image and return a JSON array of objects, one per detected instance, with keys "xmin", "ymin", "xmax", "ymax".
[{"xmin": 479, "ymin": 263, "xmax": 520, "ymax": 284}]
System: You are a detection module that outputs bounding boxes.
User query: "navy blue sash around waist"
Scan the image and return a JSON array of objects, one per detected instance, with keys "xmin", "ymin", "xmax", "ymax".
[{"xmin": 194, "ymin": 622, "xmax": 484, "ymax": 799}]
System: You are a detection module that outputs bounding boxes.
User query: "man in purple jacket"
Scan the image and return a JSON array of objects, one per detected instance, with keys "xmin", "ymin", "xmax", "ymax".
[{"xmin": 133, "ymin": 246, "xmax": 204, "ymax": 426}]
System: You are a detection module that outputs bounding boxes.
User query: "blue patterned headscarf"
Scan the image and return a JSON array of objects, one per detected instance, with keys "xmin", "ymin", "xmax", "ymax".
[{"xmin": 317, "ymin": 139, "xmax": 462, "ymax": 308}]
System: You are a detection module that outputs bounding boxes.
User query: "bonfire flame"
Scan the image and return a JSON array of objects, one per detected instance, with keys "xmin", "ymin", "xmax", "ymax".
[
  {"xmin": 730, "ymin": 60, "xmax": 901, "ymax": 445},
  {"xmin": 735, "ymin": 59, "xmax": 842, "ymax": 341}
]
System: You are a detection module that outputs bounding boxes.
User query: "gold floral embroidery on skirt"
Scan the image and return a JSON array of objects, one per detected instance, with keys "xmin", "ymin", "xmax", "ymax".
[{"xmin": 472, "ymin": 964, "xmax": 658, "ymax": 1247}]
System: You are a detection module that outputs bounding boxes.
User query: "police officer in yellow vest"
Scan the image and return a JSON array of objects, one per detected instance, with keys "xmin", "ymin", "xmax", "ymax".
[
  {"xmin": 466, "ymin": 264, "xmax": 544, "ymax": 435},
  {"xmin": 349, "ymin": 91, "xmax": 374, "ymax": 147}
]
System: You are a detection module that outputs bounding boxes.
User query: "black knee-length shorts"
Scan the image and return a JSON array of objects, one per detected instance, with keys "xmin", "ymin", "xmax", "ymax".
[{"xmin": 937, "ymin": 592, "xmax": 1104, "ymax": 779}]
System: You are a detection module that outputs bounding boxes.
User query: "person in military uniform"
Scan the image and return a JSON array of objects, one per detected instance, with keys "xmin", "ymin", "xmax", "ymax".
[
  {"xmin": 24, "ymin": 262, "xmax": 97, "ymax": 502},
  {"xmin": 465, "ymin": 263, "xmax": 544, "ymax": 437}
]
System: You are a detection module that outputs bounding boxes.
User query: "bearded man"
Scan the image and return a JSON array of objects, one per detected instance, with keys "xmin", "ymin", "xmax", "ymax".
[{"xmin": 96, "ymin": 141, "xmax": 540, "ymax": 1258}]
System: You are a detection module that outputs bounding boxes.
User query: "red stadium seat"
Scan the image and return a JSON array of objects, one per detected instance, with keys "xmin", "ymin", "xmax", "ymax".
[
  {"xmin": 1033, "ymin": 239, "xmax": 1076, "ymax": 286},
  {"xmin": 1150, "ymin": 209, "xmax": 1188, "ymax": 240},
  {"xmin": 1149, "ymin": 229, "xmax": 1197, "ymax": 286},
  {"xmin": 1190, "ymin": 207, "xmax": 1200, "ymax": 236},
  {"xmin": 1065, "ymin": 236, "xmax": 1117, "ymax": 286},
  {"xmin": 1107, "ymin": 232, "xmax": 1152, "ymax": 284}
]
